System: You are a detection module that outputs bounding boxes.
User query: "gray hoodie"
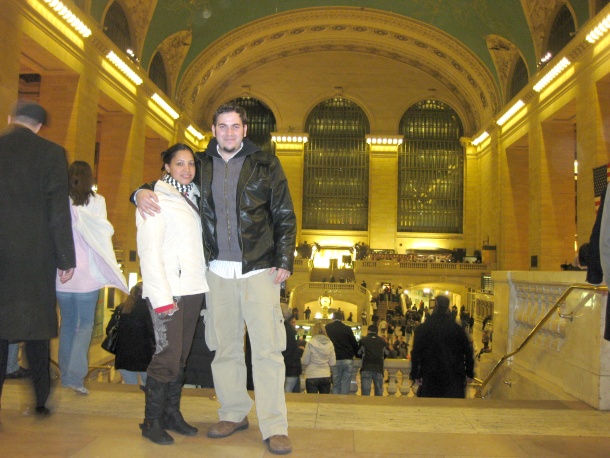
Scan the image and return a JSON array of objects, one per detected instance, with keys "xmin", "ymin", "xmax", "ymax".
[{"xmin": 301, "ymin": 335, "xmax": 336, "ymax": 378}]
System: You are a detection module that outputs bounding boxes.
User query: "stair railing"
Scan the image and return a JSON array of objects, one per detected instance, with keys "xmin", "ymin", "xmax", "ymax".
[{"xmin": 472, "ymin": 283, "xmax": 607, "ymax": 397}]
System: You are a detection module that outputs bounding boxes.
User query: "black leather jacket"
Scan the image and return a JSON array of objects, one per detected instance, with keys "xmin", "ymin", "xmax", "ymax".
[{"xmin": 196, "ymin": 137, "xmax": 297, "ymax": 274}]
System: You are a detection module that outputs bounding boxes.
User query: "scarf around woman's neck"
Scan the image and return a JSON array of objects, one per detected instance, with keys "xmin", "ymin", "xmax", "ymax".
[{"xmin": 162, "ymin": 173, "xmax": 194, "ymax": 196}]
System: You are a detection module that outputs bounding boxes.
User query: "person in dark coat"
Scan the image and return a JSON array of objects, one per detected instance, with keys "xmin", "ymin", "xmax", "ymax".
[
  {"xmin": 357, "ymin": 325, "xmax": 388, "ymax": 396},
  {"xmin": 107, "ymin": 282, "xmax": 155, "ymax": 387},
  {"xmin": 0, "ymin": 101, "xmax": 76, "ymax": 416},
  {"xmin": 591, "ymin": 184, "xmax": 610, "ymax": 341},
  {"xmin": 410, "ymin": 295, "xmax": 474, "ymax": 398},
  {"xmin": 326, "ymin": 317, "xmax": 359, "ymax": 394},
  {"xmin": 282, "ymin": 314, "xmax": 302, "ymax": 393},
  {"xmin": 184, "ymin": 305, "xmax": 216, "ymax": 389}
]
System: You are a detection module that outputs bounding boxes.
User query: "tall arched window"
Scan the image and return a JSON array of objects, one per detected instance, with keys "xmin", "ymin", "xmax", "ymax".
[
  {"xmin": 227, "ymin": 97, "xmax": 276, "ymax": 154},
  {"xmin": 303, "ymin": 98, "xmax": 369, "ymax": 230},
  {"xmin": 545, "ymin": 5, "xmax": 575, "ymax": 63},
  {"xmin": 103, "ymin": 2, "xmax": 133, "ymax": 54},
  {"xmin": 508, "ymin": 56, "xmax": 528, "ymax": 100},
  {"xmin": 398, "ymin": 100, "xmax": 464, "ymax": 233},
  {"xmin": 149, "ymin": 51, "xmax": 169, "ymax": 96}
]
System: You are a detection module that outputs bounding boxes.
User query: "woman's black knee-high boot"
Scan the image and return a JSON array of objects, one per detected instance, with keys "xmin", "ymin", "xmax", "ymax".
[
  {"xmin": 163, "ymin": 368, "xmax": 198, "ymax": 436},
  {"xmin": 140, "ymin": 376, "xmax": 174, "ymax": 445}
]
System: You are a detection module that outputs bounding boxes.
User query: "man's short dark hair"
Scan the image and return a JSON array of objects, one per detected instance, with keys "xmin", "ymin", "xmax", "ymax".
[
  {"xmin": 212, "ymin": 104, "xmax": 248, "ymax": 126},
  {"xmin": 12, "ymin": 101, "xmax": 47, "ymax": 126},
  {"xmin": 435, "ymin": 295, "xmax": 450, "ymax": 310}
]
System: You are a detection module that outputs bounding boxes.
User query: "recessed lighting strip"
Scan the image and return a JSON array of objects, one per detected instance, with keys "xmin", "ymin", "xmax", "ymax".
[
  {"xmin": 106, "ymin": 51, "xmax": 143, "ymax": 85},
  {"xmin": 533, "ymin": 57, "xmax": 571, "ymax": 92},
  {"xmin": 586, "ymin": 13, "xmax": 610, "ymax": 43},
  {"xmin": 271, "ymin": 135, "xmax": 308, "ymax": 143},
  {"xmin": 496, "ymin": 100, "xmax": 525, "ymax": 126},
  {"xmin": 187, "ymin": 125, "xmax": 204, "ymax": 140},
  {"xmin": 151, "ymin": 93, "xmax": 179, "ymax": 120},
  {"xmin": 43, "ymin": 0, "xmax": 92, "ymax": 37},
  {"xmin": 472, "ymin": 131, "xmax": 489, "ymax": 146}
]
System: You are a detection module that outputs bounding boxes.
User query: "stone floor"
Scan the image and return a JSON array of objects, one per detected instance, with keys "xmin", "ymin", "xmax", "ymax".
[{"xmin": 2, "ymin": 379, "xmax": 610, "ymax": 457}]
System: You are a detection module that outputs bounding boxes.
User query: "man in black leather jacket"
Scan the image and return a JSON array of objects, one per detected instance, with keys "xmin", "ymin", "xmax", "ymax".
[{"xmin": 135, "ymin": 104, "xmax": 296, "ymax": 455}]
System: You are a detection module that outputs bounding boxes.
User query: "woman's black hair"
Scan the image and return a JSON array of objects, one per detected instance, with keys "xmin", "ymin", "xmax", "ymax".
[{"xmin": 160, "ymin": 143, "xmax": 194, "ymax": 171}]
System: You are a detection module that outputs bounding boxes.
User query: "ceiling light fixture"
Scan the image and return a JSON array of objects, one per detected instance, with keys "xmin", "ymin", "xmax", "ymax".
[
  {"xmin": 106, "ymin": 51, "xmax": 143, "ymax": 85},
  {"xmin": 586, "ymin": 13, "xmax": 610, "ymax": 43},
  {"xmin": 151, "ymin": 93, "xmax": 179, "ymax": 119},
  {"xmin": 533, "ymin": 57, "xmax": 571, "ymax": 92},
  {"xmin": 472, "ymin": 131, "xmax": 489, "ymax": 146},
  {"xmin": 43, "ymin": 0, "xmax": 92, "ymax": 37},
  {"xmin": 496, "ymin": 100, "xmax": 525, "ymax": 126}
]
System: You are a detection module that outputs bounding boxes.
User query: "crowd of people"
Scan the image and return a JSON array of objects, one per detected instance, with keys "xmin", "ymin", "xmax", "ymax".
[{"xmin": 282, "ymin": 293, "xmax": 478, "ymax": 400}]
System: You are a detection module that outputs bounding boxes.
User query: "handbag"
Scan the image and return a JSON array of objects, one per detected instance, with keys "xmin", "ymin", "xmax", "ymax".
[{"xmin": 101, "ymin": 309, "xmax": 121, "ymax": 354}]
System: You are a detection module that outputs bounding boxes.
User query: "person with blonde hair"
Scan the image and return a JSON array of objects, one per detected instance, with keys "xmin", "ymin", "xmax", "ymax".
[{"xmin": 301, "ymin": 322, "xmax": 336, "ymax": 394}]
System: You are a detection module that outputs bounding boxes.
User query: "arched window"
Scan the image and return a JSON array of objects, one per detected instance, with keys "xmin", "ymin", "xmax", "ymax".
[
  {"xmin": 303, "ymin": 98, "xmax": 370, "ymax": 230},
  {"xmin": 594, "ymin": 0, "xmax": 610, "ymax": 15},
  {"xmin": 103, "ymin": 2, "xmax": 133, "ymax": 55},
  {"xmin": 149, "ymin": 51, "xmax": 169, "ymax": 96},
  {"xmin": 227, "ymin": 97, "xmax": 276, "ymax": 154},
  {"xmin": 545, "ymin": 5, "xmax": 575, "ymax": 64},
  {"xmin": 398, "ymin": 100, "xmax": 464, "ymax": 233},
  {"xmin": 508, "ymin": 56, "xmax": 528, "ymax": 100}
]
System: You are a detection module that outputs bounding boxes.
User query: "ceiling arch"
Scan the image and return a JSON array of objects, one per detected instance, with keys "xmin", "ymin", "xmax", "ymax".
[{"xmin": 178, "ymin": 7, "xmax": 501, "ymax": 133}]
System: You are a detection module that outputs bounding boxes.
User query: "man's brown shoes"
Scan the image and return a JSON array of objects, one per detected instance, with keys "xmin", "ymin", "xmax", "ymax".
[
  {"xmin": 266, "ymin": 435, "xmax": 292, "ymax": 455},
  {"xmin": 207, "ymin": 417, "xmax": 249, "ymax": 438}
]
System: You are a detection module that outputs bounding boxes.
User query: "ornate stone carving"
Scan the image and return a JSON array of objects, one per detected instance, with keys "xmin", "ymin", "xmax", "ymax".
[
  {"xmin": 121, "ymin": 0, "xmax": 157, "ymax": 57},
  {"xmin": 520, "ymin": 0, "xmax": 563, "ymax": 60},
  {"xmin": 157, "ymin": 29, "xmax": 192, "ymax": 99},
  {"xmin": 486, "ymin": 35, "xmax": 522, "ymax": 101}
]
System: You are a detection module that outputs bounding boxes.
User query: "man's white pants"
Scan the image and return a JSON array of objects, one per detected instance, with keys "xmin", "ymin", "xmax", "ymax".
[{"xmin": 204, "ymin": 269, "xmax": 288, "ymax": 439}]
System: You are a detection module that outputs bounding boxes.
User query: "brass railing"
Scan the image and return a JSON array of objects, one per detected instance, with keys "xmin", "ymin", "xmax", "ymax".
[{"xmin": 472, "ymin": 283, "xmax": 607, "ymax": 396}]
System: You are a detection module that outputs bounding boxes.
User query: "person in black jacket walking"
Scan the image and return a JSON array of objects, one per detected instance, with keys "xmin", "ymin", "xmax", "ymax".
[
  {"xmin": 358, "ymin": 325, "xmax": 388, "ymax": 396},
  {"xmin": 326, "ymin": 316, "xmax": 359, "ymax": 394},
  {"xmin": 410, "ymin": 295, "xmax": 475, "ymax": 398}
]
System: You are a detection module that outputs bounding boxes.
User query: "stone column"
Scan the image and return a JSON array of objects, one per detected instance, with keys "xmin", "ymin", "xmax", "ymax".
[
  {"xmin": 97, "ymin": 110, "xmax": 145, "ymax": 275},
  {"xmin": 274, "ymin": 134, "xmax": 307, "ymax": 244},
  {"xmin": 368, "ymin": 136, "xmax": 401, "ymax": 251},
  {"xmin": 39, "ymin": 71, "xmax": 99, "ymax": 164},
  {"xmin": 0, "ymin": 1, "xmax": 22, "ymax": 125}
]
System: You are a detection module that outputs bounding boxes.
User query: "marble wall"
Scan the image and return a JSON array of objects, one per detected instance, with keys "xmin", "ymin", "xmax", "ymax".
[{"xmin": 492, "ymin": 271, "xmax": 610, "ymax": 409}]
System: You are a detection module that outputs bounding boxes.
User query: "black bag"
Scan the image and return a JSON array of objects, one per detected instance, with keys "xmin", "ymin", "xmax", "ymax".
[{"xmin": 101, "ymin": 309, "xmax": 120, "ymax": 354}]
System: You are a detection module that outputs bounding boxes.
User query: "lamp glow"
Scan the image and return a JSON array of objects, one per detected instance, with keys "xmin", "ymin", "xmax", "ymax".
[
  {"xmin": 586, "ymin": 14, "xmax": 610, "ymax": 43},
  {"xmin": 187, "ymin": 125, "xmax": 204, "ymax": 140},
  {"xmin": 533, "ymin": 57, "xmax": 571, "ymax": 92},
  {"xmin": 151, "ymin": 93, "xmax": 179, "ymax": 120},
  {"xmin": 472, "ymin": 131, "xmax": 489, "ymax": 146},
  {"xmin": 44, "ymin": 0, "xmax": 91, "ymax": 37},
  {"xmin": 496, "ymin": 100, "xmax": 525, "ymax": 126},
  {"xmin": 106, "ymin": 51, "xmax": 143, "ymax": 85}
]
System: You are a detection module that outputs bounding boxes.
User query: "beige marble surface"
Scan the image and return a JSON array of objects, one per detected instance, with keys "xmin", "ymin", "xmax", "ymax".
[{"xmin": 2, "ymin": 380, "xmax": 610, "ymax": 457}]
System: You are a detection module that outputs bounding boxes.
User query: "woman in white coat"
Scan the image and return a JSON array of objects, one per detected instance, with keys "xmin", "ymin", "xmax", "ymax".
[
  {"xmin": 301, "ymin": 322, "xmax": 336, "ymax": 394},
  {"xmin": 136, "ymin": 144, "xmax": 209, "ymax": 445},
  {"xmin": 56, "ymin": 161, "xmax": 127, "ymax": 395}
]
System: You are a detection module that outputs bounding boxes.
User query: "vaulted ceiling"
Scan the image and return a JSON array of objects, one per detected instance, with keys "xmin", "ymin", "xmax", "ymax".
[{"xmin": 87, "ymin": 1, "xmax": 593, "ymax": 132}]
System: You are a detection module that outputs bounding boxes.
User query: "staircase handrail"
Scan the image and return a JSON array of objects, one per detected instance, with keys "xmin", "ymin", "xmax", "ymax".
[{"xmin": 473, "ymin": 283, "xmax": 607, "ymax": 394}]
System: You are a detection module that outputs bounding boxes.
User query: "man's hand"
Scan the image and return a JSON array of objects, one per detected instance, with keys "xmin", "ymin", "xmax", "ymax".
[
  {"xmin": 136, "ymin": 189, "xmax": 161, "ymax": 218},
  {"xmin": 58, "ymin": 268, "xmax": 74, "ymax": 284},
  {"xmin": 270, "ymin": 267, "xmax": 290, "ymax": 284}
]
